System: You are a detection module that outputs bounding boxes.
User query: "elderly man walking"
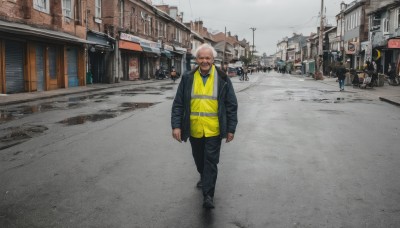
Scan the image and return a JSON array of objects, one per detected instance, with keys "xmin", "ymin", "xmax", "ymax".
[{"xmin": 171, "ymin": 43, "xmax": 238, "ymax": 209}]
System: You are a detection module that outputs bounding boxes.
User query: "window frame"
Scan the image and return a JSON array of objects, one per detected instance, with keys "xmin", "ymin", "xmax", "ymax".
[
  {"xmin": 62, "ymin": 0, "xmax": 73, "ymax": 18},
  {"xmin": 33, "ymin": 0, "xmax": 50, "ymax": 14},
  {"xmin": 119, "ymin": 0, "xmax": 124, "ymax": 27},
  {"xmin": 383, "ymin": 18, "xmax": 389, "ymax": 34},
  {"xmin": 130, "ymin": 7, "xmax": 136, "ymax": 32},
  {"xmin": 95, "ymin": 0, "xmax": 102, "ymax": 19}
]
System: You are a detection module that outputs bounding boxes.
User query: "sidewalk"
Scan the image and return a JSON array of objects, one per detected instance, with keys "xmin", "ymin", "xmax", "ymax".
[
  {"xmin": 317, "ymin": 76, "xmax": 400, "ymax": 106},
  {"xmin": 0, "ymin": 80, "xmax": 156, "ymax": 106}
]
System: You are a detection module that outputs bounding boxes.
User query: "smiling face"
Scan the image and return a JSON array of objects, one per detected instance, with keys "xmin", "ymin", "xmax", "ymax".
[{"xmin": 196, "ymin": 48, "xmax": 214, "ymax": 74}]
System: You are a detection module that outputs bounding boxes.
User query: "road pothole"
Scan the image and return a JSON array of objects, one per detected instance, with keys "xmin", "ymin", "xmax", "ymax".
[{"xmin": 58, "ymin": 102, "xmax": 157, "ymax": 126}]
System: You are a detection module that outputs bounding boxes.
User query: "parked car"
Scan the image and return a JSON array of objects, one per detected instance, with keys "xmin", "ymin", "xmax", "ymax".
[{"xmin": 227, "ymin": 67, "xmax": 237, "ymax": 77}]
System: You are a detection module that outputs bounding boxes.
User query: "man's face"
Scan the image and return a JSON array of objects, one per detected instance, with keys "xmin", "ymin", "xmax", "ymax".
[{"xmin": 196, "ymin": 48, "xmax": 214, "ymax": 73}]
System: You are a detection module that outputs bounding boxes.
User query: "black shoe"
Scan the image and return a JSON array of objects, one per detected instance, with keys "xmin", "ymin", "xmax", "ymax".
[
  {"xmin": 196, "ymin": 179, "xmax": 203, "ymax": 189},
  {"xmin": 203, "ymin": 195, "xmax": 215, "ymax": 209}
]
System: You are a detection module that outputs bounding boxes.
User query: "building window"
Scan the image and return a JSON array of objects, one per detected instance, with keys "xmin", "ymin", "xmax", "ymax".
[
  {"xmin": 356, "ymin": 11, "xmax": 359, "ymax": 27},
  {"xmin": 130, "ymin": 7, "xmax": 135, "ymax": 32},
  {"xmin": 75, "ymin": 0, "xmax": 82, "ymax": 24},
  {"xmin": 396, "ymin": 8, "xmax": 400, "ymax": 28},
  {"xmin": 156, "ymin": 20, "xmax": 160, "ymax": 37},
  {"xmin": 95, "ymin": 0, "xmax": 101, "ymax": 18},
  {"xmin": 149, "ymin": 17, "xmax": 153, "ymax": 36},
  {"xmin": 33, "ymin": 0, "xmax": 49, "ymax": 14},
  {"xmin": 119, "ymin": 0, "xmax": 124, "ymax": 27},
  {"xmin": 62, "ymin": 0, "xmax": 73, "ymax": 18},
  {"xmin": 371, "ymin": 14, "xmax": 381, "ymax": 31},
  {"xmin": 383, "ymin": 18, "xmax": 389, "ymax": 34}
]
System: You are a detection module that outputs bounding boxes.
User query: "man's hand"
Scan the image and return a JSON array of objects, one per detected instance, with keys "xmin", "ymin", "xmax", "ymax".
[
  {"xmin": 172, "ymin": 128, "xmax": 182, "ymax": 143},
  {"xmin": 226, "ymin": 133, "xmax": 234, "ymax": 143}
]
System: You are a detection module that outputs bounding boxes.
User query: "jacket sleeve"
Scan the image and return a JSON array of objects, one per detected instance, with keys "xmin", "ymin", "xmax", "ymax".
[
  {"xmin": 224, "ymin": 76, "xmax": 238, "ymax": 134},
  {"xmin": 171, "ymin": 75, "xmax": 185, "ymax": 129}
]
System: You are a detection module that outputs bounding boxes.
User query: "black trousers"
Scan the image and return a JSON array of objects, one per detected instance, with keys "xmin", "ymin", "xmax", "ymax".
[{"xmin": 189, "ymin": 136, "xmax": 222, "ymax": 198}]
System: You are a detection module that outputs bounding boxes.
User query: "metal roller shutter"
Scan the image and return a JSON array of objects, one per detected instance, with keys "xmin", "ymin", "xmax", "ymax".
[
  {"xmin": 36, "ymin": 45, "xmax": 45, "ymax": 91},
  {"xmin": 67, "ymin": 47, "xmax": 78, "ymax": 87},
  {"xmin": 5, "ymin": 40, "xmax": 24, "ymax": 94},
  {"xmin": 48, "ymin": 46, "xmax": 57, "ymax": 80}
]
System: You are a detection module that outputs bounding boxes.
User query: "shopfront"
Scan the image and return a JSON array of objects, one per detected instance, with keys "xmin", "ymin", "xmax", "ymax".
[
  {"xmin": 87, "ymin": 31, "xmax": 114, "ymax": 83},
  {"xmin": 141, "ymin": 45, "xmax": 160, "ymax": 80},
  {"xmin": 0, "ymin": 20, "xmax": 87, "ymax": 94},
  {"xmin": 160, "ymin": 50, "xmax": 172, "ymax": 70},
  {"xmin": 172, "ymin": 46, "xmax": 187, "ymax": 75},
  {"xmin": 387, "ymin": 39, "xmax": 400, "ymax": 75},
  {"xmin": 119, "ymin": 33, "xmax": 161, "ymax": 80},
  {"xmin": 344, "ymin": 40, "xmax": 360, "ymax": 69},
  {"xmin": 119, "ymin": 39, "xmax": 142, "ymax": 81}
]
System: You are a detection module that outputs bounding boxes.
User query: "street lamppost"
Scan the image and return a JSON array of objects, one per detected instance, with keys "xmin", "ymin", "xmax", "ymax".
[
  {"xmin": 317, "ymin": 0, "xmax": 324, "ymax": 80},
  {"xmin": 250, "ymin": 27, "xmax": 256, "ymax": 64}
]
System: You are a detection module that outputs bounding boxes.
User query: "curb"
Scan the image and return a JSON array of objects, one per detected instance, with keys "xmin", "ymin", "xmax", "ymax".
[{"xmin": 379, "ymin": 97, "xmax": 400, "ymax": 107}]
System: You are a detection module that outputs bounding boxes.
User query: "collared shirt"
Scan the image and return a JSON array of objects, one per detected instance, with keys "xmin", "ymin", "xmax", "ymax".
[{"xmin": 198, "ymin": 67, "xmax": 212, "ymax": 85}]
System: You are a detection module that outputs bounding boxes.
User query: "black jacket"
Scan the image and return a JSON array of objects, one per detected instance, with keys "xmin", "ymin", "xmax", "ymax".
[
  {"xmin": 171, "ymin": 66, "xmax": 238, "ymax": 142},
  {"xmin": 336, "ymin": 66, "xmax": 347, "ymax": 80}
]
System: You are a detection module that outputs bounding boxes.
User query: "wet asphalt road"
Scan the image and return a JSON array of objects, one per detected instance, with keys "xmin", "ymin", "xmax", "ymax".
[{"xmin": 1, "ymin": 71, "xmax": 400, "ymax": 228}]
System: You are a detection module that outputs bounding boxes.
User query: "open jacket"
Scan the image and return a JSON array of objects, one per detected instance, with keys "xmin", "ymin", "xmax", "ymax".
[{"xmin": 171, "ymin": 66, "xmax": 238, "ymax": 142}]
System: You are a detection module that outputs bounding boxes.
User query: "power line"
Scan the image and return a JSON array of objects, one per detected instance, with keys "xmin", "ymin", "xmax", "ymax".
[{"xmin": 188, "ymin": 0, "xmax": 193, "ymax": 17}]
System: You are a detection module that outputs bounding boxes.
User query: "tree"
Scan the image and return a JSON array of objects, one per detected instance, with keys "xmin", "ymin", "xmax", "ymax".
[{"xmin": 240, "ymin": 56, "xmax": 251, "ymax": 66}]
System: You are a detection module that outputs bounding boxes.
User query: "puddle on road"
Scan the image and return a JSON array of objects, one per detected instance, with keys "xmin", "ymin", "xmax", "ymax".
[
  {"xmin": 318, "ymin": 109, "xmax": 345, "ymax": 114},
  {"xmin": 273, "ymin": 89, "xmax": 375, "ymax": 104},
  {"xmin": 0, "ymin": 88, "xmax": 164, "ymax": 124},
  {"xmin": 121, "ymin": 86, "xmax": 172, "ymax": 95},
  {"xmin": 0, "ymin": 125, "xmax": 48, "ymax": 151},
  {"xmin": 58, "ymin": 113, "xmax": 117, "ymax": 125},
  {"xmin": 0, "ymin": 102, "xmax": 84, "ymax": 124},
  {"xmin": 58, "ymin": 102, "xmax": 156, "ymax": 126},
  {"xmin": 120, "ymin": 102, "xmax": 155, "ymax": 109}
]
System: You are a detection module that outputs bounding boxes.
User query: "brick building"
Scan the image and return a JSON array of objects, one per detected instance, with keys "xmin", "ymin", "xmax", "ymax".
[{"xmin": 0, "ymin": 0, "xmax": 88, "ymax": 94}]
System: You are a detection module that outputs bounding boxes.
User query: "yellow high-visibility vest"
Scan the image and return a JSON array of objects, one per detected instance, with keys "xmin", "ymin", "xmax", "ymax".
[{"xmin": 190, "ymin": 65, "xmax": 219, "ymax": 138}]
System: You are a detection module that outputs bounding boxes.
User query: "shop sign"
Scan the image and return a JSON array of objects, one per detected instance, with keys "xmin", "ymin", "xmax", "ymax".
[
  {"xmin": 345, "ymin": 41, "xmax": 358, "ymax": 54},
  {"xmin": 120, "ymin": 33, "xmax": 161, "ymax": 48},
  {"xmin": 388, "ymin": 39, "xmax": 400, "ymax": 48},
  {"xmin": 120, "ymin": 33, "xmax": 141, "ymax": 43}
]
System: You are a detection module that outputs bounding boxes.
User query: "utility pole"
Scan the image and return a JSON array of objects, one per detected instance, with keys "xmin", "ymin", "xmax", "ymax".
[
  {"xmin": 250, "ymin": 27, "xmax": 256, "ymax": 64},
  {"xmin": 317, "ymin": 0, "xmax": 324, "ymax": 79},
  {"xmin": 222, "ymin": 26, "xmax": 226, "ymax": 70}
]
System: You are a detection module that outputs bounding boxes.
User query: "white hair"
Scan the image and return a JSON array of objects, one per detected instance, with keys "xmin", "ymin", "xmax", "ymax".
[{"xmin": 193, "ymin": 43, "xmax": 217, "ymax": 58}]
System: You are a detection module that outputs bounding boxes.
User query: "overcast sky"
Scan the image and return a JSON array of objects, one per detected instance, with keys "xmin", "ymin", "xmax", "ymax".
[{"xmin": 153, "ymin": 0, "xmax": 351, "ymax": 56}]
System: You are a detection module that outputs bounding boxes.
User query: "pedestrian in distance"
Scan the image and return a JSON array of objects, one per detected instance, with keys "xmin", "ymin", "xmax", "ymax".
[
  {"xmin": 387, "ymin": 62, "xmax": 398, "ymax": 86},
  {"xmin": 336, "ymin": 62, "xmax": 347, "ymax": 91},
  {"xmin": 170, "ymin": 66, "xmax": 177, "ymax": 82},
  {"xmin": 171, "ymin": 43, "xmax": 238, "ymax": 209},
  {"xmin": 243, "ymin": 67, "xmax": 249, "ymax": 81}
]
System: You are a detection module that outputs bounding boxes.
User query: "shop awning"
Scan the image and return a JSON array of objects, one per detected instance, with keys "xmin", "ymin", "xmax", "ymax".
[
  {"xmin": 119, "ymin": 40, "xmax": 142, "ymax": 52},
  {"xmin": 0, "ymin": 20, "xmax": 95, "ymax": 45},
  {"xmin": 87, "ymin": 31, "xmax": 114, "ymax": 51},
  {"xmin": 172, "ymin": 45, "xmax": 187, "ymax": 54},
  {"xmin": 142, "ymin": 46, "xmax": 161, "ymax": 55},
  {"xmin": 161, "ymin": 50, "xmax": 173, "ymax": 58}
]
